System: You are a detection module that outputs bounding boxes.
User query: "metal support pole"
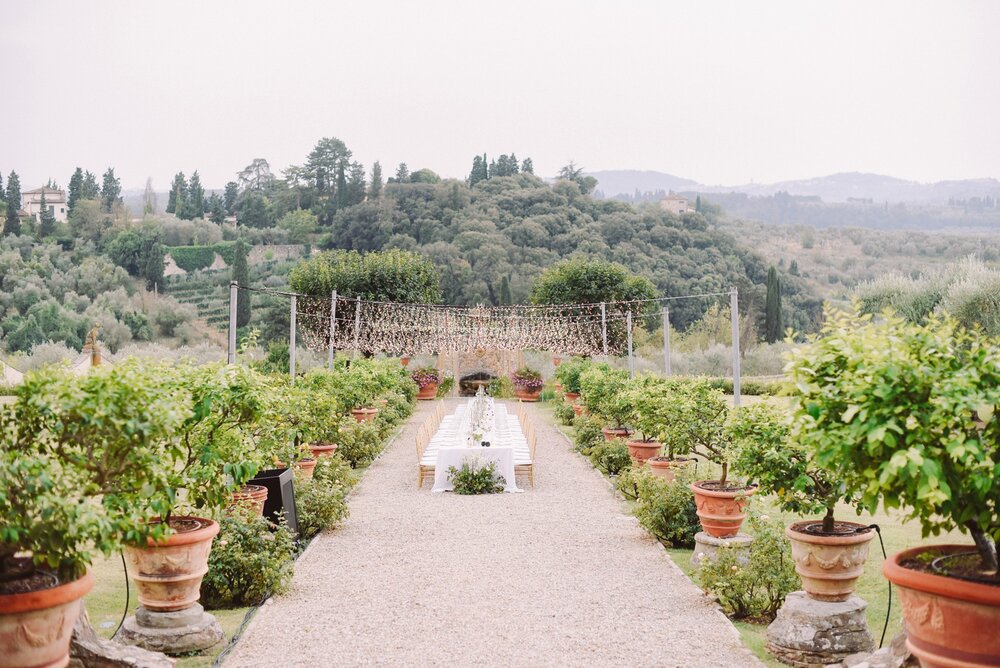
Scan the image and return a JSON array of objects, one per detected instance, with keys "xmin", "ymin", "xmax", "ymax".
[
  {"xmin": 600, "ymin": 302, "xmax": 608, "ymax": 359},
  {"xmin": 353, "ymin": 299, "xmax": 362, "ymax": 359},
  {"xmin": 730, "ymin": 287, "xmax": 741, "ymax": 407},
  {"xmin": 663, "ymin": 306, "xmax": 672, "ymax": 376},
  {"xmin": 227, "ymin": 281, "xmax": 238, "ymax": 365},
  {"xmin": 626, "ymin": 310, "xmax": 634, "ymax": 378},
  {"xmin": 327, "ymin": 290, "xmax": 337, "ymax": 369},
  {"xmin": 289, "ymin": 295, "xmax": 297, "ymax": 382}
]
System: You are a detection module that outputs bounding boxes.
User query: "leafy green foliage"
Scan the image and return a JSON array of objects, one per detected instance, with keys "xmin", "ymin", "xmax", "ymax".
[
  {"xmin": 572, "ymin": 414, "xmax": 606, "ymax": 454},
  {"xmin": 335, "ymin": 420, "xmax": 382, "ymax": 468},
  {"xmin": 106, "ymin": 225, "xmax": 166, "ymax": 289},
  {"xmin": 487, "ymin": 375, "xmax": 514, "ymax": 398},
  {"xmin": 447, "ymin": 459, "xmax": 506, "ymax": 494},
  {"xmin": 554, "ymin": 400, "xmax": 576, "ymax": 426},
  {"xmin": 200, "ymin": 508, "xmax": 295, "ymax": 609},
  {"xmin": 232, "ymin": 239, "xmax": 251, "ymax": 327},
  {"xmin": 554, "ymin": 357, "xmax": 590, "ymax": 394},
  {"xmin": 618, "ymin": 467, "xmax": 700, "ymax": 547},
  {"xmin": 695, "ymin": 511, "xmax": 799, "ymax": 620},
  {"xmin": 588, "ymin": 439, "xmax": 632, "ymax": 476},
  {"xmin": 656, "ymin": 378, "xmax": 734, "ymax": 483},
  {"xmin": 787, "ymin": 307, "xmax": 1000, "ymax": 569},
  {"xmin": 764, "ymin": 265, "xmax": 782, "ymax": 343},
  {"xmin": 295, "ymin": 457, "xmax": 352, "ymax": 539},
  {"xmin": 168, "ymin": 242, "xmax": 236, "ymax": 272},
  {"xmin": 579, "ymin": 363, "xmax": 632, "ymax": 429}
]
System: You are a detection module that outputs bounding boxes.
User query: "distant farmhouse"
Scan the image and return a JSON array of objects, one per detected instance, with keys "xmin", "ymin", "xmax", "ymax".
[
  {"xmin": 21, "ymin": 186, "xmax": 68, "ymax": 223},
  {"xmin": 659, "ymin": 193, "xmax": 691, "ymax": 215}
]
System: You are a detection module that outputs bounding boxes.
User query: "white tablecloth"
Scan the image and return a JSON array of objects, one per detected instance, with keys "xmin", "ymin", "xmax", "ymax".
[{"xmin": 432, "ymin": 445, "xmax": 519, "ymax": 493}]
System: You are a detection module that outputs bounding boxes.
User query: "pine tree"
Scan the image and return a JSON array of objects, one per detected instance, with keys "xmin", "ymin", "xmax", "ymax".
[
  {"xmin": 521, "ymin": 157, "xmax": 533, "ymax": 174},
  {"xmin": 369, "ymin": 161, "xmax": 383, "ymax": 199},
  {"xmin": 4, "ymin": 171, "xmax": 22, "ymax": 236},
  {"xmin": 81, "ymin": 171, "xmax": 99, "ymax": 199},
  {"xmin": 232, "ymin": 239, "xmax": 252, "ymax": 327},
  {"xmin": 187, "ymin": 170, "xmax": 205, "ymax": 218},
  {"xmin": 223, "ymin": 181, "xmax": 238, "ymax": 215},
  {"xmin": 207, "ymin": 193, "xmax": 226, "ymax": 223},
  {"xmin": 100, "ymin": 167, "xmax": 121, "ymax": 212},
  {"xmin": 764, "ymin": 266, "xmax": 783, "ymax": 343},
  {"xmin": 67, "ymin": 168, "xmax": 84, "ymax": 215},
  {"xmin": 37, "ymin": 191, "xmax": 56, "ymax": 238},
  {"xmin": 167, "ymin": 172, "xmax": 187, "ymax": 216},
  {"xmin": 395, "ymin": 163, "xmax": 409, "ymax": 183}
]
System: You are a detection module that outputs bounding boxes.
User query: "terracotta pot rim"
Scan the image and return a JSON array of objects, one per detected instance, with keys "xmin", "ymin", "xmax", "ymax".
[
  {"xmin": 884, "ymin": 544, "xmax": 1000, "ymax": 607},
  {"xmin": 0, "ymin": 570, "xmax": 94, "ymax": 614},
  {"xmin": 691, "ymin": 481, "xmax": 758, "ymax": 497},
  {"xmin": 602, "ymin": 427, "xmax": 632, "ymax": 434},
  {"xmin": 627, "ymin": 439, "xmax": 661, "ymax": 447},
  {"xmin": 138, "ymin": 516, "xmax": 220, "ymax": 548},
  {"xmin": 310, "ymin": 442, "xmax": 337, "ymax": 448},
  {"xmin": 649, "ymin": 456, "xmax": 694, "ymax": 464},
  {"xmin": 786, "ymin": 520, "xmax": 876, "ymax": 546},
  {"xmin": 233, "ymin": 484, "xmax": 268, "ymax": 497}
]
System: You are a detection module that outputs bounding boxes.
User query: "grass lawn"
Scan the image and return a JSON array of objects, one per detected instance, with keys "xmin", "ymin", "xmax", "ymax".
[{"xmin": 542, "ymin": 400, "xmax": 968, "ymax": 667}]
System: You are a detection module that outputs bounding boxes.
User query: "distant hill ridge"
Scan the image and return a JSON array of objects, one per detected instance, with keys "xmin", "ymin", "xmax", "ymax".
[{"xmin": 588, "ymin": 169, "xmax": 1000, "ymax": 205}]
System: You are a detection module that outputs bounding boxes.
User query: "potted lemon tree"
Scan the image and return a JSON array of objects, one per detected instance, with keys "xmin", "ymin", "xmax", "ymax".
[
  {"xmin": 580, "ymin": 364, "xmax": 633, "ymax": 441},
  {"xmin": 788, "ymin": 309, "xmax": 1000, "ymax": 667}
]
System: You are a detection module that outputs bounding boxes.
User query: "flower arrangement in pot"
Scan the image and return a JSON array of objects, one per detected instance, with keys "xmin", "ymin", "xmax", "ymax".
[
  {"xmin": 579, "ymin": 363, "xmax": 633, "ymax": 441},
  {"xmin": 411, "ymin": 366, "xmax": 441, "ymax": 400},
  {"xmin": 664, "ymin": 379, "xmax": 756, "ymax": 538},
  {"xmin": 729, "ymin": 402, "xmax": 873, "ymax": 601},
  {"xmin": 788, "ymin": 309, "xmax": 1000, "ymax": 668},
  {"xmin": 554, "ymin": 357, "xmax": 589, "ymax": 404},
  {"xmin": 0, "ymin": 362, "xmax": 197, "ymax": 667},
  {"xmin": 511, "ymin": 366, "xmax": 544, "ymax": 402},
  {"xmin": 630, "ymin": 376, "xmax": 695, "ymax": 476}
]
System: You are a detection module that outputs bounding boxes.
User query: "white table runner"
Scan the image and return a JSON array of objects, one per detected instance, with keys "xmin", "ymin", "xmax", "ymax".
[{"xmin": 430, "ymin": 400, "xmax": 524, "ymax": 493}]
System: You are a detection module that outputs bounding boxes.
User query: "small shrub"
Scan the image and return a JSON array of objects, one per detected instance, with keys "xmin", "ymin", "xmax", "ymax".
[
  {"xmin": 436, "ymin": 375, "xmax": 455, "ymax": 397},
  {"xmin": 573, "ymin": 414, "xmax": 605, "ymax": 455},
  {"xmin": 589, "ymin": 439, "xmax": 632, "ymax": 476},
  {"xmin": 488, "ymin": 375, "xmax": 514, "ymax": 398},
  {"xmin": 628, "ymin": 468, "xmax": 700, "ymax": 547},
  {"xmin": 336, "ymin": 420, "xmax": 382, "ymax": 468},
  {"xmin": 200, "ymin": 508, "xmax": 295, "ymax": 609},
  {"xmin": 695, "ymin": 511, "xmax": 799, "ymax": 621},
  {"xmin": 295, "ymin": 467, "xmax": 351, "ymax": 540},
  {"xmin": 554, "ymin": 401, "xmax": 576, "ymax": 426},
  {"xmin": 448, "ymin": 459, "xmax": 505, "ymax": 494}
]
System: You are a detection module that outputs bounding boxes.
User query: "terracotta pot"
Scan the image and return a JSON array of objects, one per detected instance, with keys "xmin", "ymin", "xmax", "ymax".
[
  {"xmin": 647, "ymin": 457, "xmax": 693, "ymax": 481},
  {"xmin": 295, "ymin": 457, "xmax": 317, "ymax": 478},
  {"xmin": 552, "ymin": 356, "xmax": 562, "ymax": 367},
  {"xmin": 601, "ymin": 427, "xmax": 632, "ymax": 442},
  {"xmin": 885, "ymin": 544, "xmax": 1000, "ymax": 668},
  {"xmin": 124, "ymin": 516, "xmax": 219, "ymax": 612},
  {"xmin": 554, "ymin": 382, "xmax": 563, "ymax": 393},
  {"xmin": 308, "ymin": 442, "xmax": 338, "ymax": 458},
  {"xmin": 400, "ymin": 357, "xmax": 411, "ymax": 367},
  {"xmin": 417, "ymin": 383, "xmax": 439, "ymax": 400},
  {"xmin": 230, "ymin": 484, "xmax": 268, "ymax": 516},
  {"xmin": 0, "ymin": 571, "xmax": 94, "ymax": 668},
  {"xmin": 626, "ymin": 440, "xmax": 662, "ymax": 465},
  {"xmin": 690, "ymin": 481, "xmax": 757, "ymax": 538},
  {"xmin": 786, "ymin": 521, "xmax": 876, "ymax": 601},
  {"xmin": 564, "ymin": 392, "xmax": 580, "ymax": 403},
  {"xmin": 571, "ymin": 403, "xmax": 586, "ymax": 417},
  {"xmin": 351, "ymin": 407, "xmax": 378, "ymax": 423},
  {"xmin": 514, "ymin": 387, "xmax": 542, "ymax": 402}
]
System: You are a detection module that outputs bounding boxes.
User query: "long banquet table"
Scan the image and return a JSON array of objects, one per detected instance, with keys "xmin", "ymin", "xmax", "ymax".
[{"xmin": 427, "ymin": 401, "xmax": 527, "ymax": 493}]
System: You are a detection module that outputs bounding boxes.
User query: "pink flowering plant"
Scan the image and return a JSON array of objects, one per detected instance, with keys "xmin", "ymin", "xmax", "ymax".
[
  {"xmin": 511, "ymin": 367, "xmax": 544, "ymax": 390},
  {"xmin": 410, "ymin": 367, "xmax": 440, "ymax": 389}
]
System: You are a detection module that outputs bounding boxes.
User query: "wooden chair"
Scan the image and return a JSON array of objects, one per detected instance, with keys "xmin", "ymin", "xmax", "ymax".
[
  {"xmin": 416, "ymin": 423, "xmax": 435, "ymax": 489},
  {"xmin": 514, "ymin": 405, "xmax": 537, "ymax": 489}
]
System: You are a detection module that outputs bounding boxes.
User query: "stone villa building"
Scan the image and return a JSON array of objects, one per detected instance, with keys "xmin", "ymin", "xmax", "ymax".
[
  {"xmin": 659, "ymin": 194, "xmax": 691, "ymax": 215},
  {"xmin": 21, "ymin": 186, "xmax": 68, "ymax": 223}
]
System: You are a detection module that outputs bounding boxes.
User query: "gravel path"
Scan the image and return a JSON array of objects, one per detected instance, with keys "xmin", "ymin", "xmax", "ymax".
[{"xmin": 225, "ymin": 400, "xmax": 761, "ymax": 667}]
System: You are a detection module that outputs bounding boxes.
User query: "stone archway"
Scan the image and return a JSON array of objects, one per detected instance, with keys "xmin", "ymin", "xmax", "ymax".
[{"xmin": 439, "ymin": 349, "xmax": 523, "ymax": 396}]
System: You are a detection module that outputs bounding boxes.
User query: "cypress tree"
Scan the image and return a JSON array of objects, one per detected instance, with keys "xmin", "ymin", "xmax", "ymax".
[
  {"xmin": 232, "ymin": 239, "xmax": 252, "ymax": 327},
  {"xmin": 38, "ymin": 191, "xmax": 56, "ymax": 238},
  {"xmin": 100, "ymin": 167, "xmax": 121, "ymax": 212},
  {"xmin": 67, "ymin": 168, "xmax": 83, "ymax": 215},
  {"xmin": 499, "ymin": 275, "xmax": 512, "ymax": 305},
  {"xmin": 81, "ymin": 171, "xmax": 99, "ymax": 199},
  {"xmin": 521, "ymin": 157, "xmax": 533, "ymax": 174},
  {"xmin": 369, "ymin": 161, "xmax": 383, "ymax": 198},
  {"xmin": 764, "ymin": 266, "xmax": 783, "ymax": 343},
  {"xmin": 4, "ymin": 171, "xmax": 22, "ymax": 236},
  {"xmin": 223, "ymin": 181, "xmax": 239, "ymax": 215},
  {"xmin": 167, "ymin": 172, "xmax": 187, "ymax": 215},
  {"xmin": 469, "ymin": 155, "xmax": 484, "ymax": 186},
  {"xmin": 187, "ymin": 170, "xmax": 205, "ymax": 218},
  {"xmin": 335, "ymin": 162, "xmax": 348, "ymax": 209}
]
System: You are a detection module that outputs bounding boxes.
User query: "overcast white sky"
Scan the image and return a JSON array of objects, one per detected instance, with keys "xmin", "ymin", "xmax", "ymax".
[{"xmin": 2, "ymin": 0, "xmax": 998, "ymax": 191}]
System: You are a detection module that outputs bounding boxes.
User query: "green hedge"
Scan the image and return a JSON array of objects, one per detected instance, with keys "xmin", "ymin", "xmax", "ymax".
[{"xmin": 168, "ymin": 242, "xmax": 237, "ymax": 273}]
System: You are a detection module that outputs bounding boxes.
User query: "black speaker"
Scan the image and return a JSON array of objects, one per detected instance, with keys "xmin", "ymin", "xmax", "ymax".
[{"xmin": 248, "ymin": 467, "xmax": 299, "ymax": 538}]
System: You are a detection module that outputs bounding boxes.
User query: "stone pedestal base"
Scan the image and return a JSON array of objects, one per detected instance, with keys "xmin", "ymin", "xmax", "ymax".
[
  {"xmin": 766, "ymin": 591, "xmax": 874, "ymax": 667},
  {"xmin": 118, "ymin": 604, "xmax": 223, "ymax": 655},
  {"xmin": 691, "ymin": 531, "xmax": 753, "ymax": 566}
]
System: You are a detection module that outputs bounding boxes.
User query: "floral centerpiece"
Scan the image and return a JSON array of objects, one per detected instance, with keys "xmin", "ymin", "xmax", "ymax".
[
  {"xmin": 511, "ymin": 366, "xmax": 543, "ymax": 402},
  {"xmin": 411, "ymin": 366, "xmax": 441, "ymax": 400}
]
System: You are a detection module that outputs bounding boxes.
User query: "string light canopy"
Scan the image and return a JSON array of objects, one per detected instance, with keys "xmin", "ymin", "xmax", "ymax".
[{"xmin": 240, "ymin": 285, "xmax": 730, "ymax": 357}]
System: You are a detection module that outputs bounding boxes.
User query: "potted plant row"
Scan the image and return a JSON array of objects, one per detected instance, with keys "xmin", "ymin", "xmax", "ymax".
[
  {"xmin": 627, "ymin": 377, "xmax": 695, "ymax": 478},
  {"xmin": 511, "ymin": 366, "xmax": 544, "ymax": 402},
  {"xmin": 554, "ymin": 357, "xmax": 587, "ymax": 404},
  {"xmin": 579, "ymin": 363, "xmax": 633, "ymax": 441},
  {"xmin": 412, "ymin": 366, "xmax": 441, "ymax": 400},
  {"xmin": 786, "ymin": 309, "xmax": 1000, "ymax": 667}
]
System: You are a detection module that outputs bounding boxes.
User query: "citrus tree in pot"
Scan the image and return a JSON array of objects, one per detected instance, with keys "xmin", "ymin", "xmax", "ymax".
[
  {"xmin": 554, "ymin": 357, "xmax": 589, "ymax": 403},
  {"xmin": 730, "ymin": 403, "xmax": 874, "ymax": 601},
  {"xmin": 787, "ymin": 309, "xmax": 1000, "ymax": 668},
  {"xmin": 0, "ymin": 362, "xmax": 193, "ymax": 667},
  {"xmin": 629, "ymin": 376, "xmax": 695, "ymax": 476},
  {"xmin": 511, "ymin": 366, "xmax": 544, "ymax": 402},
  {"xmin": 124, "ymin": 363, "xmax": 270, "ymax": 614},
  {"xmin": 663, "ymin": 379, "xmax": 756, "ymax": 538},
  {"xmin": 411, "ymin": 367, "xmax": 440, "ymax": 400},
  {"xmin": 579, "ymin": 363, "xmax": 633, "ymax": 441},
  {"xmin": 259, "ymin": 380, "xmax": 321, "ymax": 478}
]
